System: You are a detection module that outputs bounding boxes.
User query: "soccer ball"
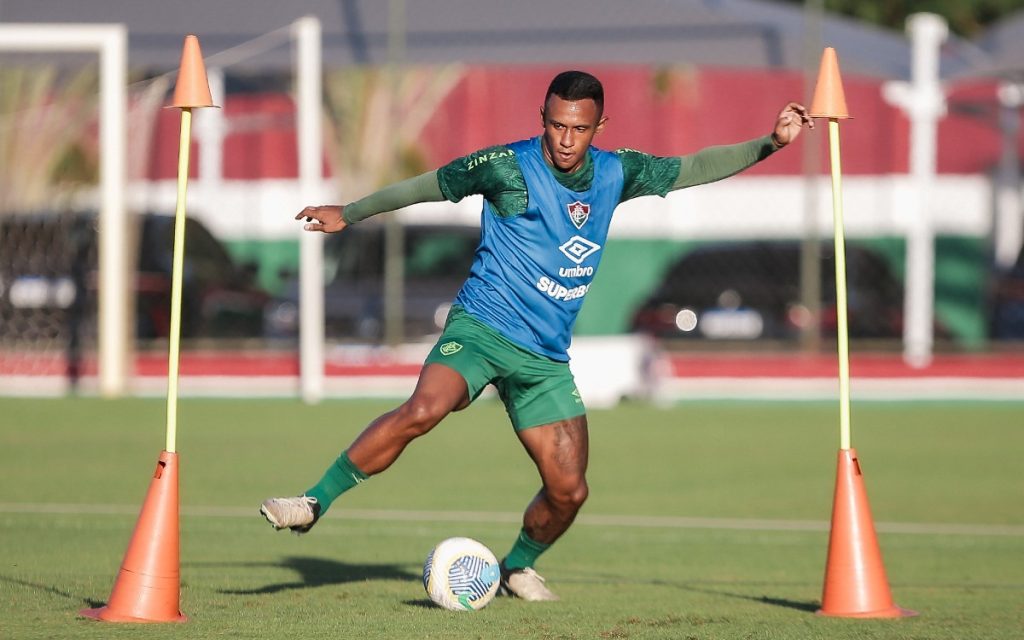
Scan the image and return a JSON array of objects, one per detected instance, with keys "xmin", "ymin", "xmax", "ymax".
[{"xmin": 423, "ymin": 537, "xmax": 501, "ymax": 611}]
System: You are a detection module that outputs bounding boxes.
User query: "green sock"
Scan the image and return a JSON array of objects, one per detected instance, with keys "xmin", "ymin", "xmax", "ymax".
[
  {"xmin": 304, "ymin": 451, "xmax": 368, "ymax": 515},
  {"xmin": 502, "ymin": 528, "xmax": 551, "ymax": 570}
]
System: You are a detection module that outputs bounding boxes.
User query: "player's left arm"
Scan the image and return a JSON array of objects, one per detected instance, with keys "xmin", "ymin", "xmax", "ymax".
[
  {"xmin": 619, "ymin": 102, "xmax": 813, "ymax": 201},
  {"xmin": 770, "ymin": 101, "xmax": 813, "ymax": 148},
  {"xmin": 673, "ymin": 101, "xmax": 812, "ymax": 190}
]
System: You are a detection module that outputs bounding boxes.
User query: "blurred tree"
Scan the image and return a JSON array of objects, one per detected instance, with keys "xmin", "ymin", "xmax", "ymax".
[
  {"xmin": 0, "ymin": 66, "xmax": 169, "ymax": 215},
  {"xmin": 321, "ymin": 65, "xmax": 464, "ymax": 201},
  {"xmin": 784, "ymin": 0, "xmax": 1024, "ymax": 37},
  {"xmin": 0, "ymin": 67, "xmax": 97, "ymax": 214}
]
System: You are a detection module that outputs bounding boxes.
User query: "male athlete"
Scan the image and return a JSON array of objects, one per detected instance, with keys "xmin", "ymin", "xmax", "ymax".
[{"xmin": 262, "ymin": 70, "xmax": 812, "ymax": 601}]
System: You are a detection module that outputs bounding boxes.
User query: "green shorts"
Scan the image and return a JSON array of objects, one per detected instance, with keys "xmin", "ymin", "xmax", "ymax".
[{"xmin": 424, "ymin": 306, "xmax": 585, "ymax": 430}]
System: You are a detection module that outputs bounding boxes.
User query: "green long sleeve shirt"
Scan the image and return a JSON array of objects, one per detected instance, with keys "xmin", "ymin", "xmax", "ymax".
[{"xmin": 343, "ymin": 135, "xmax": 777, "ymax": 223}]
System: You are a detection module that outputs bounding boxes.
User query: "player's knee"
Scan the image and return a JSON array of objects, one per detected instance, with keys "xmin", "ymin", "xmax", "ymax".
[
  {"xmin": 398, "ymin": 396, "xmax": 449, "ymax": 436},
  {"xmin": 549, "ymin": 477, "xmax": 588, "ymax": 512},
  {"xmin": 569, "ymin": 479, "xmax": 589, "ymax": 509}
]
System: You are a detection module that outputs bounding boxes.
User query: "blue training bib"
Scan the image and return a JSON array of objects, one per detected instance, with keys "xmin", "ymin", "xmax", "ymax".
[{"xmin": 454, "ymin": 136, "xmax": 624, "ymax": 360}]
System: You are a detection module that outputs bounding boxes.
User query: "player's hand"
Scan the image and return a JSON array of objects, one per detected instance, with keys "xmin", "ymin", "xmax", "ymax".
[
  {"xmin": 295, "ymin": 205, "xmax": 348, "ymax": 233},
  {"xmin": 771, "ymin": 102, "xmax": 813, "ymax": 148}
]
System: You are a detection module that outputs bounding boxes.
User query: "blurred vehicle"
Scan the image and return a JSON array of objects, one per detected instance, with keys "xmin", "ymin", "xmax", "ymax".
[
  {"xmin": 265, "ymin": 223, "xmax": 478, "ymax": 341},
  {"xmin": 0, "ymin": 211, "xmax": 269, "ymax": 342},
  {"xmin": 990, "ymin": 246, "xmax": 1024, "ymax": 339},
  {"xmin": 629, "ymin": 240, "xmax": 913, "ymax": 342},
  {"xmin": 134, "ymin": 214, "xmax": 269, "ymax": 338}
]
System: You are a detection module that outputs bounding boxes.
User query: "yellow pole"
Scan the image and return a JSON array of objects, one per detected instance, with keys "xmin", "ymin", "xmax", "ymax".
[
  {"xmin": 165, "ymin": 33, "xmax": 215, "ymax": 453},
  {"xmin": 827, "ymin": 118, "xmax": 852, "ymax": 450},
  {"xmin": 166, "ymin": 108, "xmax": 192, "ymax": 453}
]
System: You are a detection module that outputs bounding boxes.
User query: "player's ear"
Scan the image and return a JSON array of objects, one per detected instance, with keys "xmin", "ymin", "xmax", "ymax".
[
  {"xmin": 595, "ymin": 114, "xmax": 609, "ymax": 135},
  {"xmin": 539, "ymin": 105, "xmax": 546, "ymax": 127}
]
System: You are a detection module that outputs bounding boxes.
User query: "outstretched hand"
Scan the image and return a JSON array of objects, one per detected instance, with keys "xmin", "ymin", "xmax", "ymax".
[
  {"xmin": 771, "ymin": 102, "xmax": 814, "ymax": 148},
  {"xmin": 295, "ymin": 205, "xmax": 348, "ymax": 233}
]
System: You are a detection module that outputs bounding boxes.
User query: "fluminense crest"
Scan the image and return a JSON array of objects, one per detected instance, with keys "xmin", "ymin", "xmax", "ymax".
[{"xmin": 566, "ymin": 200, "xmax": 590, "ymax": 229}]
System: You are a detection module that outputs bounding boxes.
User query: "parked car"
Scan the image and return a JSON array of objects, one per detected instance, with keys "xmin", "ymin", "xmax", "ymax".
[
  {"xmin": 134, "ymin": 214, "xmax": 269, "ymax": 338},
  {"xmin": 990, "ymin": 246, "xmax": 1024, "ymax": 340},
  {"xmin": 265, "ymin": 223, "xmax": 479, "ymax": 341},
  {"xmin": 629, "ymin": 240, "xmax": 912, "ymax": 342},
  {"xmin": 0, "ymin": 211, "xmax": 269, "ymax": 342}
]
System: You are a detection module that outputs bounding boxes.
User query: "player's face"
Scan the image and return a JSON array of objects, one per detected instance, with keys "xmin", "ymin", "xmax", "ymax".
[{"xmin": 540, "ymin": 95, "xmax": 607, "ymax": 173}]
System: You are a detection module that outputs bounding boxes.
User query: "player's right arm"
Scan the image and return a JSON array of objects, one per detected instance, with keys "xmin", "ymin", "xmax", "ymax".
[
  {"xmin": 436, "ymin": 145, "xmax": 526, "ymax": 218},
  {"xmin": 297, "ymin": 144, "xmax": 524, "ymax": 233},
  {"xmin": 296, "ymin": 171, "xmax": 446, "ymax": 233}
]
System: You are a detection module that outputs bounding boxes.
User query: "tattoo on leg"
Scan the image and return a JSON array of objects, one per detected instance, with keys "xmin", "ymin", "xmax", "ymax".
[{"xmin": 550, "ymin": 419, "xmax": 588, "ymax": 473}]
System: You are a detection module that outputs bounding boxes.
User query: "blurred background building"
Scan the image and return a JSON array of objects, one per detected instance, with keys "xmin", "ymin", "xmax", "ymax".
[{"xmin": 1, "ymin": 0, "xmax": 1022, "ymax": 399}]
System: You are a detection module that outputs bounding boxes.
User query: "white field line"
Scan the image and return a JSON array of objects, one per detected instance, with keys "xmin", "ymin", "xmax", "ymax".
[{"xmin": 1, "ymin": 503, "xmax": 1021, "ymax": 537}]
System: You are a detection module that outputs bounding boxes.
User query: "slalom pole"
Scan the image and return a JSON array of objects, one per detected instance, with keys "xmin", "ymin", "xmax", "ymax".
[
  {"xmin": 165, "ymin": 34, "xmax": 217, "ymax": 452},
  {"xmin": 166, "ymin": 107, "xmax": 192, "ymax": 453},
  {"xmin": 807, "ymin": 46, "xmax": 854, "ymax": 450},
  {"xmin": 826, "ymin": 118, "xmax": 851, "ymax": 450}
]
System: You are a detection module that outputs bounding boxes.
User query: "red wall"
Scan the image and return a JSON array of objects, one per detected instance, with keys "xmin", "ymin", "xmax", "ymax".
[{"xmin": 142, "ymin": 65, "xmax": 1017, "ymax": 181}]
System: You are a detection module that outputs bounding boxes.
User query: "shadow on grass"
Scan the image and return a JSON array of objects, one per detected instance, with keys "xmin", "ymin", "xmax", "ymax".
[
  {"xmin": 208, "ymin": 556, "xmax": 419, "ymax": 595},
  {"xmin": 675, "ymin": 583, "xmax": 820, "ymax": 613},
  {"xmin": 0, "ymin": 573, "xmax": 105, "ymax": 608},
  {"xmin": 565, "ymin": 573, "xmax": 820, "ymax": 613}
]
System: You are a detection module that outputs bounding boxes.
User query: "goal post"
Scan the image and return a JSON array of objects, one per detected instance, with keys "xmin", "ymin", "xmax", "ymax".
[
  {"xmin": 0, "ymin": 23, "xmax": 129, "ymax": 397},
  {"xmin": 293, "ymin": 16, "xmax": 326, "ymax": 404}
]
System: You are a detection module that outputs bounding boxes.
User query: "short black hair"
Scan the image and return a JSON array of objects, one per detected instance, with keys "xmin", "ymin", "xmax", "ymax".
[{"xmin": 545, "ymin": 70, "xmax": 604, "ymax": 115}]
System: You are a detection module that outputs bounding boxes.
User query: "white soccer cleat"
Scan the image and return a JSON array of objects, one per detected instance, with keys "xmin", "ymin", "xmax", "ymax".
[
  {"xmin": 260, "ymin": 496, "xmax": 320, "ymax": 534},
  {"xmin": 499, "ymin": 566, "xmax": 560, "ymax": 602}
]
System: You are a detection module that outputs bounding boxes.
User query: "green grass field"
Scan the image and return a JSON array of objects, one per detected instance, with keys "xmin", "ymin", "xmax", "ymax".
[{"xmin": 2, "ymin": 397, "xmax": 1022, "ymax": 639}]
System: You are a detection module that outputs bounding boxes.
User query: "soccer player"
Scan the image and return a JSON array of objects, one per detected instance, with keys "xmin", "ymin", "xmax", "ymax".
[{"xmin": 261, "ymin": 70, "xmax": 812, "ymax": 601}]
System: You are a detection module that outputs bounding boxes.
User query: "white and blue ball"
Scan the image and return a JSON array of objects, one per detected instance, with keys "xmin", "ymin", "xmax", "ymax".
[{"xmin": 423, "ymin": 537, "xmax": 500, "ymax": 611}]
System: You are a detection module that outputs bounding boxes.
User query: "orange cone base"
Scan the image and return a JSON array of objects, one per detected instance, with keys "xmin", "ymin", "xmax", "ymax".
[
  {"xmin": 817, "ymin": 604, "xmax": 917, "ymax": 618},
  {"xmin": 79, "ymin": 451, "xmax": 185, "ymax": 623},
  {"xmin": 80, "ymin": 606, "xmax": 186, "ymax": 623},
  {"xmin": 817, "ymin": 449, "xmax": 916, "ymax": 619}
]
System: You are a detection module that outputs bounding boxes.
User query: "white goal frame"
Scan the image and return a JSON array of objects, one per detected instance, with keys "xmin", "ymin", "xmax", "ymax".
[{"xmin": 0, "ymin": 23, "xmax": 129, "ymax": 397}]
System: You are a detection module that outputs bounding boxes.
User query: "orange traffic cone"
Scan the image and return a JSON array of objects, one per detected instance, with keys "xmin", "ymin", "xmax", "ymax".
[
  {"xmin": 170, "ymin": 34, "xmax": 216, "ymax": 109},
  {"xmin": 81, "ymin": 451, "xmax": 186, "ymax": 623},
  {"xmin": 818, "ymin": 449, "xmax": 916, "ymax": 617},
  {"xmin": 809, "ymin": 47, "xmax": 851, "ymax": 119}
]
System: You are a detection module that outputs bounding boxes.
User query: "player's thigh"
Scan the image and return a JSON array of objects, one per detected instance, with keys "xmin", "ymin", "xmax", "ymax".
[
  {"xmin": 423, "ymin": 309, "xmax": 503, "ymax": 410},
  {"xmin": 496, "ymin": 355, "xmax": 584, "ymax": 431},
  {"xmin": 408, "ymin": 363, "xmax": 472, "ymax": 415},
  {"xmin": 516, "ymin": 414, "xmax": 590, "ymax": 489}
]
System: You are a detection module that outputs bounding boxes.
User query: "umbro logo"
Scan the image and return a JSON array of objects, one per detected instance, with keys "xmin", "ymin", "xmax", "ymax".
[
  {"xmin": 566, "ymin": 200, "xmax": 590, "ymax": 229},
  {"xmin": 559, "ymin": 236, "xmax": 601, "ymax": 265}
]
